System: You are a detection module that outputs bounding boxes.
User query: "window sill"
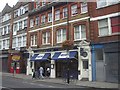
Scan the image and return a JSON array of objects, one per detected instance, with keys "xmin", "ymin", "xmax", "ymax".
[
  {"xmin": 71, "ymin": 14, "xmax": 78, "ymax": 17},
  {"xmin": 42, "ymin": 43, "xmax": 51, "ymax": 46},
  {"xmin": 74, "ymin": 38, "xmax": 86, "ymax": 41},
  {"xmin": 55, "ymin": 19, "xmax": 60, "ymax": 21},
  {"xmin": 81, "ymin": 11, "xmax": 88, "ymax": 14}
]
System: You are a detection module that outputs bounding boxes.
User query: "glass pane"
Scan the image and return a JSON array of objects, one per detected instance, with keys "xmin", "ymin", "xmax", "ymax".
[
  {"xmin": 99, "ymin": 27, "xmax": 109, "ymax": 36},
  {"xmin": 83, "ymin": 61, "xmax": 88, "ymax": 69}
]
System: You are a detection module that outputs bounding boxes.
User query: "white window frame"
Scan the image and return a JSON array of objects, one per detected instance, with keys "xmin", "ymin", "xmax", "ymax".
[
  {"xmin": 30, "ymin": 19, "xmax": 34, "ymax": 28},
  {"xmin": 23, "ymin": 36, "xmax": 26, "ymax": 46},
  {"xmin": 98, "ymin": 16, "xmax": 120, "ymax": 37},
  {"xmin": 98, "ymin": 18, "xmax": 110, "ymax": 36},
  {"xmin": 63, "ymin": 7, "xmax": 68, "ymax": 18},
  {"xmin": 35, "ymin": 16, "xmax": 39, "ymax": 25},
  {"xmin": 81, "ymin": 2, "xmax": 88, "ymax": 13},
  {"xmin": 97, "ymin": 0, "xmax": 119, "ymax": 8},
  {"xmin": 55, "ymin": 10, "xmax": 60, "ymax": 21},
  {"xmin": 57, "ymin": 29, "xmax": 66, "ymax": 43},
  {"xmin": 48, "ymin": 12, "xmax": 52, "ymax": 22},
  {"xmin": 42, "ymin": 32, "xmax": 50, "ymax": 45},
  {"xmin": 31, "ymin": 35, "xmax": 37, "ymax": 46},
  {"xmin": 71, "ymin": 4, "xmax": 78, "ymax": 16},
  {"xmin": 41, "ymin": 15, "xmax": 46, "ymax": 24},
  {"xmin": 74, "ymin": 25, "xmax": 86, "ymax": 41}
]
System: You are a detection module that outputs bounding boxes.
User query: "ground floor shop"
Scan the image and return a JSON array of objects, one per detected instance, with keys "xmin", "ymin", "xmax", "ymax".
[
  {"xmin": 8, "ymin": 49, "xmax": 27, "ymax": 74},
  {"xmin": 27, "ymin": 41, "xmax": 92, "ymax": 81},
  {"xmin": 91, "ymin": 41, "xmax": 119, "ymax": 83}
]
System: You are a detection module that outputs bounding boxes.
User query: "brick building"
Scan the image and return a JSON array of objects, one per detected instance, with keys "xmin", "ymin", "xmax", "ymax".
[
  {"xmin": 0, "ymin": 0, "xmax": 119, "ymax": 83},
  {"xmin": 89, "ymin": 1, "xmax": 120, "ymax": 83},
  {"xmin": 27, "ymin": 1, "xmax": 92, "ymax": 81}
]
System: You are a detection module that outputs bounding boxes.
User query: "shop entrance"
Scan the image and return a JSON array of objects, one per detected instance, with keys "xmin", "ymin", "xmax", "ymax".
[
  {"xmin": 56, "ymin": 59, "xmax": 78, "ymax": 79},
  {"xmin": 34, "ymin": 61, "xmax": 51, "ymax": 76}
]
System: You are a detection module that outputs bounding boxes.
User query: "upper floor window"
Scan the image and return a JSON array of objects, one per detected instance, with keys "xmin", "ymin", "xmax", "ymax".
[
  {"xmin": 24, "ymin": 5, "xmax": 28, "ymax": 13},
  {"xmin": 24, "ymin": 19, "xmax": 27, "ymax": 28},
  {"xmin": 57, "ymin": 29, "xmax": 66, "ymax": 43},
  {"xmin": 4, "ymin": 26, "xmax": 7, "ymax": 34},
  {"xmin": 63, "ymin": 7, "xmax": 68, "ymax": 18},
  {"xmin": 35, "ymin": 16, "xmax": 39, "ymax": 25},
  {"xmin": 36, "ymin": 1, "xmax": 40, "ymax": 9},
  {"xmin": 41, "ymin": 15, "xmax": 46, "ymax": 24},
  {"xmin": 31, "ymin": 35, "xmax": 37, "ymax": 46},
  {"xmin": 14, "ymin": 23, "xmax": 18, "ymax": 32},
  {"xmin": 55, "ymin": 10, "xmax": 60, "ymax": 21},
  {"xmin": 8, "ymin": 25, "xmax": 10, "ymax": 33},
  {"xmin": 81, "ymin": 2, "xmax": 88, "ymax": 13},
  {"xmin": 23, "ymin": 36, "xmax": 26, "ymax": 46},
  {"xmin": 12, "ymin": 38, "xmax": 16, "ymax": 48},
  {"xmin": 98, "ymin": 17, "xmax": 120, "ymax": 37},
  {"xmin": 19, "ymin": 21, "xmax": 22, "ymax": 30},
  {"xmin": 48, "ymin": 12, "xmax": 52, "ymax": 22},
  {"xmin": 71, "ymin": 4, "xmax": 78, "ymax": 16},
  {"xmin": 98, "ymin": 19, "xmax": 109, "ymax": 36},
  {"xmin": 3, "ymin": 40, "xmax": 6, "ymax": 49},
  {"xmin": 74, "ymin": 25, "xmax": 86, "ymax": 40},
  {"xmin": 18, "ymin": 37, "xmax": 21, "ymax": 47},
  {"xmin": 42, "ymin": 0, "xmax": 46, "ymax": 6},
  {"xmin": 42, "ymin": 32, "xmax": 50, "ymax": 45},
  {"xmin": 97, "ymin": 0, "xmax": 119, "ymax": 8},
  {"xmin": 111, "ymin": 16, "xmax": 120, "ymax": 33},
  {"xmin": 14, "ymin": 10, "xmax": 18, "ymax": 18},
  {"xmin": 30, "ymin": 19, "xmax": 34, "ymax": 28}
]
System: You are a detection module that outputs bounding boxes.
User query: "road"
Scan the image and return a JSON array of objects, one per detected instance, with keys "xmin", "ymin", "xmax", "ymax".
[{"xmin": 1, "ymin": 75, "xmax": 117, "ymax": 90}]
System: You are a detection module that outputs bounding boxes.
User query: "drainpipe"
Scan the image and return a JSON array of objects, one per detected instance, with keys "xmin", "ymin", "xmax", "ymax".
[{"xmin": 52, "ymin": 6, "xmax": 54, "ymax": 47}]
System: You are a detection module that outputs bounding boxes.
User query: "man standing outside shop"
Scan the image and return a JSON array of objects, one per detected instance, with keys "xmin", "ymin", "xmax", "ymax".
[{"xmin": 39, "ymin": 67, "xmax": 44, "ymax": 79}]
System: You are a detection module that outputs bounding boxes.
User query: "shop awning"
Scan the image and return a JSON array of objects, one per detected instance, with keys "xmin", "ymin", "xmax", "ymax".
[
  {"xmin": 52, "ymin": 51, "xmax": 77, "ymax": 60},
  {"xmin": 30, "ymin": 53, "xmax": 51, "ymax": 61}
]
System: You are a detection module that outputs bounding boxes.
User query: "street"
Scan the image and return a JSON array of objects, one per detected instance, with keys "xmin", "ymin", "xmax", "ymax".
[{"xmin": 1, "ymin": 75, "xmax": 117, "ymax": 90}]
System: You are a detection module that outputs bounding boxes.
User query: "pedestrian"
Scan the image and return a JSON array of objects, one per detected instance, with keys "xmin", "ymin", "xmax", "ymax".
[
  {"xmin": 32, "ymin": 69, "xmax": 36, "ymax": 79},
  {"xmin": 39, "ymin": 67, "xmax": 44, "ymax": 79},
  {"xmin": 46, "ymin": 67, "xmax": 50, "ymax": 78}
]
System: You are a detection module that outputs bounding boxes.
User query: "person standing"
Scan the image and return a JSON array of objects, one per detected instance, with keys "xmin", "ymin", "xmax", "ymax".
[
  {"xmin": 46, "ymin": 67, "xmax": 50, "ymax": 78},
  {"xmin": 39, "ymin": 67, "xmax": 44, "ymax": 79}
]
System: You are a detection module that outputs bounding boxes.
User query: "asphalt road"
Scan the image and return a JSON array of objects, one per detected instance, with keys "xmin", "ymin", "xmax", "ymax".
[{"xmin": 1, "ymin": 75, "xmax": 117, "ymax": 90}]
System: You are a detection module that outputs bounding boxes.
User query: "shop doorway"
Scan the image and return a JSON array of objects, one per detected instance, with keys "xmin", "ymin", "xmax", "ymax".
[
  {"xmin": 34, "ymin": 61, "xmax": 51, "ymax": 76},
  {"xmin": 56, "ymin": 59, "xmax": 78, "ymax": 79}
]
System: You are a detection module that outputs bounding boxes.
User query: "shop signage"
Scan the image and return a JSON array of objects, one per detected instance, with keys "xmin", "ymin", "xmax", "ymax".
[
  {"xmin": 35, "ymin": 54, "xmax": 44, "ymax": 60},
  {"xmin": 58, "ymin": 52, "xmax": 69, "ymax": 58},
  {"xmin": 12, "ymin": 55, "xmax": 20, "ymax": 61}
]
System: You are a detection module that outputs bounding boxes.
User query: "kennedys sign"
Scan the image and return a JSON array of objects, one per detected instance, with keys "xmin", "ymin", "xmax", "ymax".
[
  {"xmin": 58, "ymin": 52, "xmax": 69, "ymax": 58},
  {"xmin": 35, "ymin": 54, "xmax": 44, "ymax": 60}
]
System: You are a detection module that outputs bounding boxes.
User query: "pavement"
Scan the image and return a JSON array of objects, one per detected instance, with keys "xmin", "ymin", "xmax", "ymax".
[{"xmin": 1, "ymin": 72, "xmax": 119, "ymax": 89}]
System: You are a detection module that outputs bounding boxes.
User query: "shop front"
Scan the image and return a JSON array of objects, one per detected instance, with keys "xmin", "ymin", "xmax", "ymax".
[
  {"xmin": 51, "ymin": 51, "xmax": 78, "ymax": 79},
  {"xmin": 30, "ymin": 53, "xmax": 51, "ymax": 76}
]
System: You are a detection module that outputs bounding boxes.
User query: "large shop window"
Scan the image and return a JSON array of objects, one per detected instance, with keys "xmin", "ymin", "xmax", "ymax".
[
  {"xmin": 98, "ymin": 19, "xmax": 109, "ymax": 36},
  {"xmin": 74, "ymin": 25, "xmax": 86, "ymax": 40},
  {"xmin": 111, "ymin": 16, "xmax": 120, "ymax": 33},
  {"xmin": 57, "ymin": 29, "xmax": 66, "ymax": 43}
]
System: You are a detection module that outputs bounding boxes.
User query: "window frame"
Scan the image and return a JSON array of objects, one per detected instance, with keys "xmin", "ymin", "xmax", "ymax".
[
  {"xmin": 74, "ymin": 25, "xmax": 86, "ymax": 41},
  {"xmin": 56, "ymin": 29, "xmax": 66, "ymax": 43}
]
